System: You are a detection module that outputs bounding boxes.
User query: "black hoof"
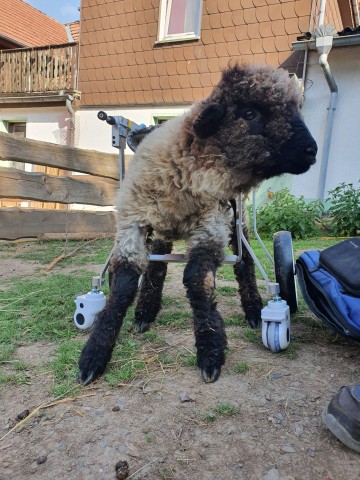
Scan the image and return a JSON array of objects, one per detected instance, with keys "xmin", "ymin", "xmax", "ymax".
[
  {"xmin": 135, "ymin": 321, "xmax": 150, "ymax": 333},
  {"xmin": 78, "ymin": 342, "xmax": 112, "ymax": 386},
  {"xmin": 246, "ymin": 310, "xmax": 262, "ymax": 329},
  {"xmin": 78, "ymin": 369, "xmax": 97, "ymax": 386},
  {"xmin": 200, "ymin": 366, "xmax": 221, "ymax": 383}
]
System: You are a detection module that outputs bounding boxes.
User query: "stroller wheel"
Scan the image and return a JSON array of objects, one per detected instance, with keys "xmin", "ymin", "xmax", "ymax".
[{"xmin": 273, "ymin": 231, "xmax": 298, "ymax": 314}]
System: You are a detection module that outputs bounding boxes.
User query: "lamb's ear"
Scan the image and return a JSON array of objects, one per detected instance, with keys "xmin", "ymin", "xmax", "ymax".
[{"xmin": 193, "ymin": 103, "xmax": 226, "ymax": 139}]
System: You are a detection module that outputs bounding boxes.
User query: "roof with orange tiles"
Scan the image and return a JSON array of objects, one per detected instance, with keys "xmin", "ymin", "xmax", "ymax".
[
  {"xmin": 78, "ymin": 0, "xmax": 351, "ymax": 107},
  {"xmin": 66, "ymin": 21, "xmax": 80, "ymax": 43},
  {"xmin": 0, "ymin": 0, "xmax": 69, "ymax": 47}
]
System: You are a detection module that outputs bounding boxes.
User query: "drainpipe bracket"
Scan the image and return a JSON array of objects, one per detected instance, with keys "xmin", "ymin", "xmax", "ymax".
[{"xmin": 315, "ymin": 35, "xmax": 334, "ymax": 55}]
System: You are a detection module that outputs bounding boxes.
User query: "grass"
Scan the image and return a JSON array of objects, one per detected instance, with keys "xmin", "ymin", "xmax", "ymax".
[
  {"xmin": 203, "ymin": 401, "xmax": 239, "ymax": 423},
  {"xmin": 0, "ymin": 236, "xmax": 342, "ymax": 395},
  {"xmin": 234, "ymin": 361, "xmax": 250, "ymax": 374}
]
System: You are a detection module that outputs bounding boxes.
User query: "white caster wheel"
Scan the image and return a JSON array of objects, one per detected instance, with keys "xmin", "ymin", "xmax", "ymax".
[
  {"xmin": 74, "ymin": 288, "xmax": 106, "ymax": 330},
  {"xmin": 261, "ymin": 299, "xmax": 291, "ymax": 352}
]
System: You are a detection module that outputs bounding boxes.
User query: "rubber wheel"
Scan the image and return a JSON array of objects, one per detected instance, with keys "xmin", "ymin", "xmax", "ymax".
[
  {"xmin": 273, "ymin": 231, "xmax": 298, "ymax": 314},
  {"xmin": 266, "ymin": 322, "xmax": 281, "ymax": 353}
]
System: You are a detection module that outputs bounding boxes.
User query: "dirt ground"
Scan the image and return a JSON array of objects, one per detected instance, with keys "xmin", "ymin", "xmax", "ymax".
[{"xmin": 1, "ymin": 244, "xmax": 360, "ymax": 480}]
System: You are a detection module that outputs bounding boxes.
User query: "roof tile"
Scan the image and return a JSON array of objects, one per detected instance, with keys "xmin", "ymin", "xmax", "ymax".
[
  {"xmin": 281, "ymin": 2, "xmax": 296, "ymax": 19},
  {"xmin": 241, "ymin": 0, "xmax": 255, "ymax": 8},
  {"xmin": 0, "ymin": 0, "xmax": 69, "ymax": 47},
  {"xmin": 224, "ymin": 26, "xmax": 237, "ymax": 42},
  {"xmin": 194, "ymin": 45, "xmax": 206, "ymax": 59},
  {"xmin": 200, "ymin": 72, "xmax": 213, "ymax": 87},
  {"xmin": 258, "ymin": 21, "xmax": 273, "ymax": 37},
  {"xmin": 213, "ymin": 28, "xmax": 225, "ymax": 44},
  {"xmin": 243, "ymin": 8, "xmax": 258, "ymax": 24},
  {"xmin": 205, "ymin": 1, "xmax": 220, "ymax": 14},
  {"xmin": 209, "ymin": 14, "xmax": 222, "ymax": 29},
  {"xmin": 252, "ymin": 52, "xmax": 267, "ymax": 63},
  {"xmin": 255, "ymin": 5, "xmax": 270, "ymax": 22},
  {"xmin": 250, "ymin": 38, "xmax": 264, "ymax": 54},
  {"xmin": 248, "ymin": 23, "xmax": 261, "ymax": 38},
  {"xmin": 207, "ymin": 58, "xmax": 219, "ymax": 73},
  {"xmin": 220, "ymin": 11, "xmax": 233, "ymax": 27},
  {"xmin": 232, "ymin": 9, "xmax": 245, "ymax": 26},
  {"xmin": 218, "ymin": 0, "xmax": 230, "ymax": 12},
  {"xmin": 238, "ymin": 39, "xmax": 251, "ymax": 55},
  {"xmin": 178, "ymin": 75, "xmax": 191, "ymax": 88},
  {"xmin": 169, "ymin": 75, "xmax": 181, "ymax": 89},
  {"xmin": 298, "ymin": 16, "xmax": 310, "ymax": 32},
  {"xmin": 275, "ymin": 35, "xmax": 291, "ymax": 52},
  {"xmin": 202, "ymin": 28, "xmax": 215, "ymax": 45},
  {"xmin": 265, "ymin": 52, "xmax": 280, "ymax": 66},
  {"xmin": 268, "ymin": 4, "xmax": 283, "ymax": 21},
  {"xmin": 263, "ymin": 36, "xmax": 277, "ymax": 52},
  {"xmin": 227, "ymin": 41, "xmax": 240, "ymax": 56},
  {"xmin": 285, "ymin": 17, "xmax": 302, "ymax": 35},
  {"xmin": 235, "ymin": 25, "xmax": 249, "ymax": 41},
  {"xmin": 271, "ymin": 19, "xmax": 286, "ymax": 36},
  {"xmin": 189, "ymin": 74, "xmax": 202, "ymax": 88}
]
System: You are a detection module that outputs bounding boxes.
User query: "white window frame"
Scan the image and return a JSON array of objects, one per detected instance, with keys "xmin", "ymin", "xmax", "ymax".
[{"xmin": 157, "ymin": 0, "xmax": 203, "ymax": 44}]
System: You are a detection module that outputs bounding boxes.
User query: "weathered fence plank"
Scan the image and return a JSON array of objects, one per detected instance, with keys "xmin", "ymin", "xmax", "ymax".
[
  {"xmin": 0, "ymin": 132, "xmax": 121, "ymax": 180},
  {"xmin": 0, "ymin": 167, "xmax": 118, "ymax": 206},
  {"xmin": 0, "ymin": 209, "xmax": 116, "ymax": 240}
]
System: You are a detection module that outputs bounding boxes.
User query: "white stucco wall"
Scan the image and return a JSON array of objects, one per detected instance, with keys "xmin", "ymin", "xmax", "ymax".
[
  {"xmin": 77, "ymin": 105, "xmax": 189, "ymax": 156},
  {"xmin": 0, "ymin": 106, "xmax": 74, "ymax": 145},
  {"xmin": 292, "ymin": 45, "xmax": 360, "ymax": 201}
]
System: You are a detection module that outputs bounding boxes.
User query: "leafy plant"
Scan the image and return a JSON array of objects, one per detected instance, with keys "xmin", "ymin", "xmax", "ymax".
[
  {"xmin": 254, "ymin": 188, "xmax": 324, "ymax": 239},
  {"xmin": 327, "ymin": 181, "xmax": 360, "ymax": 236}
]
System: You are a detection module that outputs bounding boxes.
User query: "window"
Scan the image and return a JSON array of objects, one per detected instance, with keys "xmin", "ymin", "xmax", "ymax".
[
  {"xmin": 157, "ymin": 0, "xmax": 203, "ymax": 43},
  {"xmin": 7, "ymin": 122, "xmax": 26, "ymax": 170},
  {"xmin": 8, "ymin": 121, "xmax": 26, "ymax": 138},
  {"xmin": 153, "ymin": 116, "xmax": 173, "ymax": 125}
]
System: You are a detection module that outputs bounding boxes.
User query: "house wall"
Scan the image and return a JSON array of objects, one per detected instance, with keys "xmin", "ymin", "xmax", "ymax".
[
  {"xmin": 0, "ymin": 106, "xmax": 76, "ymax": 149},
  {"xmin": 291, "ymin": 45, "xmax": 360, "ymax": 200},
  {"xmin": 79, "ymin": 0, "xmax": 312, "ymax": 107}
]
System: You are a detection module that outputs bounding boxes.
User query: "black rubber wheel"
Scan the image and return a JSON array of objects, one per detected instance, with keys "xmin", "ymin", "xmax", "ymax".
[
  {"xmin": 97, "ymin": 110, "xmax": 107, "ymax": 121},
  {"xmin": 273, "ymin": 231, "xmax": 298, "ymax": 314}
]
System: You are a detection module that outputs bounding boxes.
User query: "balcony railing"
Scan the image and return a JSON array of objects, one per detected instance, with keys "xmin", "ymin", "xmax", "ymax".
[{"xmin": 0, "ymin": 42, "xmax": 79, "ymax": 101}]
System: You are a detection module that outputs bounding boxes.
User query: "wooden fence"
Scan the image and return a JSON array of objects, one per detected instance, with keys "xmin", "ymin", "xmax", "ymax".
[
  {"xmin": 0, "ymin": 132, "xmax": 126, "ymax": 240},
  {"xmin": 0, "ymin": 43, "xmax": 78, "ymax": 96}
]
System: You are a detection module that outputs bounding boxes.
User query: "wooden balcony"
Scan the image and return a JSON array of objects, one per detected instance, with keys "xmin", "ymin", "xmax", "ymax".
[{"xmin": 0, "ymin": 42, "xmax": 80, "ymax": 103}]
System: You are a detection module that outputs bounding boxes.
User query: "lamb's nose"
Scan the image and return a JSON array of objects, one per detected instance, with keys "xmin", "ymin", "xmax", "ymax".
[
  {"xmin": 305, "ymin": 146, "xmax": 317, "ymax": 156},
  {"xmin": 304, "ymin": 145, "xmax": 317, "ymax": 164}
]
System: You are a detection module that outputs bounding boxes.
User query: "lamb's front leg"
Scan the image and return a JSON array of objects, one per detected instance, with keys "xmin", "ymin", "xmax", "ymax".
[
  {"xmin": 78, "ymin": 224, "xmax": 148, "ymax": 385},
  {"xmin": 183, "ymin": 241, "xmax": 227, "ymax": 383}
]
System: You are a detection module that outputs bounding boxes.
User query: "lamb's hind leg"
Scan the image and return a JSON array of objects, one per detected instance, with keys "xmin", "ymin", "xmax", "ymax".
[
  {"xmin": 78, "ymin": 224, "xmax": 148, "ymax": 385},
  {"xmin": 230, "ymin": 215, "xmax": 263, "ymax": 329},
  {"xmin": 183, "ymin": 240, "xmax": 227, "ymax": 383},
  {"xmin": 135, "ymin": 238, "xmax": 173, "ymax": 333}
]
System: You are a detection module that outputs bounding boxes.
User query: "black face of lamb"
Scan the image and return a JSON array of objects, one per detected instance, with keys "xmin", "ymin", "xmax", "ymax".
[
  {"xmin": 183, "ymin": 242, "xmax": 227, "ymax": 383},
  {"xmin": 78, "ymin": 259, "xmax": 140, "ymax": 385},
  {"xmin": 267, "ymin": 113, "xmax": 317, "ymax": 177}
]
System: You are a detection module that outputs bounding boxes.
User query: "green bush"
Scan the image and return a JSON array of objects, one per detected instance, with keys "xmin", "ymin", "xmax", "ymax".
[
  {"xmin": 327, "ymin": 181, "xmax": 360, "ymax": 237},
  {"xmin": 254, "ymin": 188, "xmax": 324, "ymax": 239}
]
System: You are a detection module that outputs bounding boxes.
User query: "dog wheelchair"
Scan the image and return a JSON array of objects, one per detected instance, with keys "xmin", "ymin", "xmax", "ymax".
[{"xmin": 74, "ymin": 112, "xmax": 298, "ymax": 353}]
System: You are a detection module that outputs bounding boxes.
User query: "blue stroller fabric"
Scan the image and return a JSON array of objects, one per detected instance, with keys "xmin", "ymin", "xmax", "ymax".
[{"xmin": 296, "ymin": 238, "xmax": 360, "ymax": 340}]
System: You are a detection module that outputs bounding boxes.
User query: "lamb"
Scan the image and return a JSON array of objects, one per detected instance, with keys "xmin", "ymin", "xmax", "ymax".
[{"xmin": 78, "ymin": 63, "xmax": 317, "ymax": 385}]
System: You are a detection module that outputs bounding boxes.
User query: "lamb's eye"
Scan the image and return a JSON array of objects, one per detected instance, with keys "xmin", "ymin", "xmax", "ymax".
[{"xmin": 243, "ymin": 109, "xmax": 257, "ymax": 121}]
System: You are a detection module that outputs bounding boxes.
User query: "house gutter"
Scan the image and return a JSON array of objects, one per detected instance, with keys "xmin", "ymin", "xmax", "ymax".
[{"xmin": 315, "ymin": 32, "xmax": 338, "ymax": 201}]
